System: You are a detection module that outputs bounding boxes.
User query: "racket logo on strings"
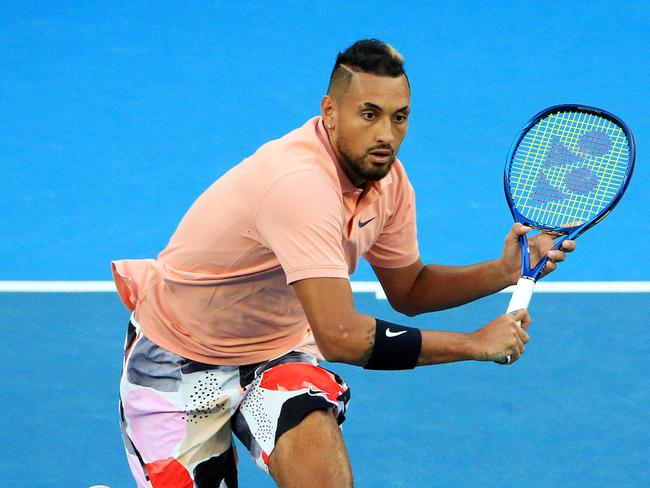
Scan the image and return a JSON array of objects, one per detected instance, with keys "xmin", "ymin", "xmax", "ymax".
[{"xmin": 529, "ymin": 130, "xmax": 613, "ymax": 208}]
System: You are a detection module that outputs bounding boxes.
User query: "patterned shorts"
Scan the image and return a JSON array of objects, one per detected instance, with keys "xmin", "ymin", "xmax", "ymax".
[{"xmin": 119, "ymin": 318, "xmax": 350, "ymax": 488}]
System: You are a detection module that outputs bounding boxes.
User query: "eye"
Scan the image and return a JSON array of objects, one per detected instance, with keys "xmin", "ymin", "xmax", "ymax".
[
  {"xmin": 361, "ymin": 112, "xmax": 376, "ymax": 121},
  {"xmin": 393, "ymin": 114, "xmax": 408, "ymax": 124}
]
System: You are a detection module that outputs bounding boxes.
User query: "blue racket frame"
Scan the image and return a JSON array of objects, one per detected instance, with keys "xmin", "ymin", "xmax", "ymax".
[{"xmin": 504, "ymin": 104, "xmax": 636, "ymax": 280}]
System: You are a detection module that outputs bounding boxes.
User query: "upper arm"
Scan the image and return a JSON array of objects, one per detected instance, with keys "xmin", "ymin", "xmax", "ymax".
[{"xmin": 372, "ymin": 258, "xmax": 424, "ymax": 316}]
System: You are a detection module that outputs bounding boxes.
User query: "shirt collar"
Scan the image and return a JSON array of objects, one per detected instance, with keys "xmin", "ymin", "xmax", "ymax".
[{"xmin": 314, "ymin": 117, "xmax": 393, "ymax": 197}]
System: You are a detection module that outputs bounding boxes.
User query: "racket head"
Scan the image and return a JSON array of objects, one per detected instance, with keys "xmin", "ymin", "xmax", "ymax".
[{"xmin": 504, "ymin": 104, "xmax": 635, "ymax": 240}]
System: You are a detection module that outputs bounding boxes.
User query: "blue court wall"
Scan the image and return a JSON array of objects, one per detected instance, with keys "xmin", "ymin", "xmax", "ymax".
[{"xmin": 1, "ymin": 1, "xmax": 649, "ymax": 281}]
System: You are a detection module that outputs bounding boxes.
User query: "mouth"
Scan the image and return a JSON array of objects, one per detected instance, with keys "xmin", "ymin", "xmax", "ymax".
[{"xmin": 367, "ymin": 149, "xmax": 393, "ymax": 164}]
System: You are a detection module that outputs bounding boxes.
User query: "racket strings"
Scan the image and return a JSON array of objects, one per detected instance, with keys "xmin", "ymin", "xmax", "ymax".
[{"xmin": 508, "ymin": 111, "xmax": 631, "ymax": 229}]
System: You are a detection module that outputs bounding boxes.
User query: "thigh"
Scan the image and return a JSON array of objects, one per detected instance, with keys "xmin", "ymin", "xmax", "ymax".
[
  {"xmin": 232, "ymin": 351, "xmax": 351, "ymax": 473},
  {"xmin": 119, "ymin": 320, "xmax": 242, "ymax": 488},
  {"xmin": 269, "ymin": 409, "xmax": 353, "ymax": 488}
]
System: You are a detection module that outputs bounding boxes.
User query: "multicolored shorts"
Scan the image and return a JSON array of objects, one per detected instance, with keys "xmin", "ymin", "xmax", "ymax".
[{"xmin": 119, "ymin": 318, "xmax": 350, "ymax": 488}]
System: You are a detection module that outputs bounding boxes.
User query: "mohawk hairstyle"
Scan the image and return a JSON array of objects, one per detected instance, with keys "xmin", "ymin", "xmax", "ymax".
[{"xmin": 327, "ymin": 39, "xmax": 407, "ymax": 96}]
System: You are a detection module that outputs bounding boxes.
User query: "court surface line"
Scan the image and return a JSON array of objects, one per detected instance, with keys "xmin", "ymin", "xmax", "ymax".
[{"xmin": 1, "ymin": 280, "xmax": 649, "ymax": 299}]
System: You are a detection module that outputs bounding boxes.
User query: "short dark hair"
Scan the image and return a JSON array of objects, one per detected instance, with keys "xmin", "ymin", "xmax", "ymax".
[{"xmin": 327, "ymin": 39, "xmax": 407, "ymax": 95}]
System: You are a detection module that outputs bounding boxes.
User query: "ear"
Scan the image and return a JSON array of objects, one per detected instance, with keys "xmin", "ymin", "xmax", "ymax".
[{"xmin": 320, "ymin": 95, "xmax": 337, "ymax": 129}]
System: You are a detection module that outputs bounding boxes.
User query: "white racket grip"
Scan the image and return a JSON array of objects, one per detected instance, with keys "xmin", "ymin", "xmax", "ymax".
[
  {"xmin": 506, "ymin": 277, "xmax": 536, "ymax": 317},
  {"xmin": 496, "ymin": 277, "xmax": 535, "ymax": 365}
]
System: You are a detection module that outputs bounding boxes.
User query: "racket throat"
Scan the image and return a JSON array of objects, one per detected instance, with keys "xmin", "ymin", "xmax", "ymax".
[
  {"xmin": 506, "ymin": 276, "xmax": 536, "ymax": 313},
  {"xmin": 518, "ymin": 233, "xmax": 531, "ymax": 277}
]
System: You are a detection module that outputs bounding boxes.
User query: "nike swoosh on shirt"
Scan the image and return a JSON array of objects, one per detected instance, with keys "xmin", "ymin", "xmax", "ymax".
[
  {"xmin": 385, "ymin": 329, "xmax": 407, "ymax": 338},
  {"xmin": 358, "ymin": 217, "xmax": 376, "ymax": 228}
]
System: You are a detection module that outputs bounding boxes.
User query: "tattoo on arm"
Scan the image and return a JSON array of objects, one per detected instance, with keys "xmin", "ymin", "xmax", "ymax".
[
  {"xmin": 359, "ymin": 324, "xmax": 376, "ymax": 366},
  {"xmin": 478, "ymin": 350, "xmax": 506, "ymax": 361}
]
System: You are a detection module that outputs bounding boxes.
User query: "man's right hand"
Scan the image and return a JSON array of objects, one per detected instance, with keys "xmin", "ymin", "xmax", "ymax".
[{"xmin": 470, "ymin": 309, "xmax": 531, "ymax": 364}]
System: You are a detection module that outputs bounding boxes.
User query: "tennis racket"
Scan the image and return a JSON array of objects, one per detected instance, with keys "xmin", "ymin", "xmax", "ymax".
[{"xmin": 496, "ymin": 104, "xmax": 635, "ymax": 364}]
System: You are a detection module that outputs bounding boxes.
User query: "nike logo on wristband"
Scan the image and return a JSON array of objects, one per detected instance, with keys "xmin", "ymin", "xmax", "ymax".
[
  {"xmin": 385, "ymin": 329, "xmax": 407, "ymax": 338},
  {"xmin": 358, "ymin": 217, "xmax": 376, "ymax": 228}
]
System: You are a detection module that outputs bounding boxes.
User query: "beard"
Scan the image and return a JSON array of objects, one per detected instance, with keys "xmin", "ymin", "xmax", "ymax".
[{"xmin": 336, "ymin": 137, "xmax": 396, "ymax": 182}]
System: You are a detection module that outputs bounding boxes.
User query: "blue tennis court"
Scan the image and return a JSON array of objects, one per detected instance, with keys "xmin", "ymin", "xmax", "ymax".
[
  {"xmin": 2, "ymin": 291, "xmax": 648, "ymax": 486},
  {"xmin": 1, "ymin": 2, "xmax": 648, "ymax": 487}
]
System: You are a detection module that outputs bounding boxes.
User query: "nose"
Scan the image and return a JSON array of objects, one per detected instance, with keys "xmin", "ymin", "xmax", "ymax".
[{"xmin": 375, "ymin": 116, "xmax": 395, "ymax": 146}]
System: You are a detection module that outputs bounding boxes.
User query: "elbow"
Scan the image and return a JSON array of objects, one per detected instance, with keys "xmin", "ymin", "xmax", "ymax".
[
  {"xmin": 312, "ymin": 328, "xmax": 361, "ymax": 365},
  {"xmin": 309, "ymin": 313, "xmax": 377, "ymax": 365},
  {"xmin": 385, "ymin": 292, "xmax": 422, "ymax": 317},
  {"xmin": 392, "ymin": 300, "xmax": 421, "ymax": 317},
  {"xmin": 400, "ymin": 307, "xmax": 419, "ymax": 317},
  {"xmin": 317, "ymin": 340, "xmax": 349, "ymax": 363},
  {"xmin": 320, "ymin": 348, "xmax": 344, "ymax": 363}
]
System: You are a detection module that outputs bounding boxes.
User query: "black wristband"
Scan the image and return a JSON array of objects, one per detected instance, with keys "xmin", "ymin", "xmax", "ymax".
[{"xmin": 363, "ymin": 319, "xmax": 422, "ymax": 370}]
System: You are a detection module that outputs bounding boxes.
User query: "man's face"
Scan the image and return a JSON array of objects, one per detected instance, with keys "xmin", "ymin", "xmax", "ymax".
[{"xmin": 323, "ymin": 72, "xmax": 410, "ymax": 186}]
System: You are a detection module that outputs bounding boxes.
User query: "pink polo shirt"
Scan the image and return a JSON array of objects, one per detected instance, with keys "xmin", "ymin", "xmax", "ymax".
[{"xmin": 112, "ymin": 117, "xmax": 419, "ymax": 365}]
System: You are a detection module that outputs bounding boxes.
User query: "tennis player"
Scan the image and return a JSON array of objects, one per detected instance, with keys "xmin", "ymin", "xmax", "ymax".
[{"xmin": 113, "ymin": 39, "xmax": 575, "ymax": 487}]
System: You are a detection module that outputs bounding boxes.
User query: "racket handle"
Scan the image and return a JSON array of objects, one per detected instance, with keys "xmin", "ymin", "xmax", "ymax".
[
  {"xmin": 495, "ymin": 277, "xmax": 536, "ymax": 365},
  {"xmin": 506, "ymin": 277, "xmax": 535, "ymax": 314}
]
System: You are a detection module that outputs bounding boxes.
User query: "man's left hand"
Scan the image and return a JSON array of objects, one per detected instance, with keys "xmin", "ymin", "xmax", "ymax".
[{"xmin": 500, "ymin": 223, "xmax": 576, "ymax": 285}]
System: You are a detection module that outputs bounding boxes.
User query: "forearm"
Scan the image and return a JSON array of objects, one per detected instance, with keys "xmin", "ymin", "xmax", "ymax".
[
  {"xmin": 319, "ymin": 314, "xmax": 478, "ymax": 368},
  {"xmin": 402, "ymin": 260, "xmax": 511, "ymax": 315},
  {"xmin": 295, "ymin": 275, "xmax": 527, "ymax": 370},
  {"xmin": 416, "ymin": 329, "xmax": 477, "ymax": 365},
  {"xmin": 327, "ymin": 317, "xmax": 521, "ymax": 368}
]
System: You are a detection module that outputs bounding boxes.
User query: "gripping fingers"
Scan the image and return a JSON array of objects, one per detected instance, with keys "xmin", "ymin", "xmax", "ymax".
[
  {"xmin": 500, "ymin": 333, "xmax": 525, "ymax": 365},
  {"xmin": 511, "ymin": 313, "xmax": 529, "ymax": 358},
  {"xmin": 516, "ymin": 324, "xmax": 530, "ymax": 344},
  {"xmin": 494, "ymin": 310, "xmax": 531, "ymax": 365},
  {"xmin": 548, "ymin": 249, "xmax": 567, "ymax": 262},
  {"xmin": 544, "ymin": 250, "xmax": 564, "ymax": 274},
  {"xmin": 562, "ymin": 239, "xmax": 577, "ymax": 252},
  {"xmin": 509, "ymin": 326, "xmax": 526, "ymax": 360},
  {"xmin": 544, "ymin": 242, "xmax": 575, "ymax": 274},
  {"xmin": 509, "ymin": 308, "xmax": 531, "ymax": 329}
]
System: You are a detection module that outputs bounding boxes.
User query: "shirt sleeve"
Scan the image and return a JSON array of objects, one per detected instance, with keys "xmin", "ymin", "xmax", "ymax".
[
  {"xmin": 256, "ymin": 170, "xmax": 350, "ymax": 284},
  {"xmin": 364, "ymin": 176, "xmax": 420, "ymax": 269}
]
